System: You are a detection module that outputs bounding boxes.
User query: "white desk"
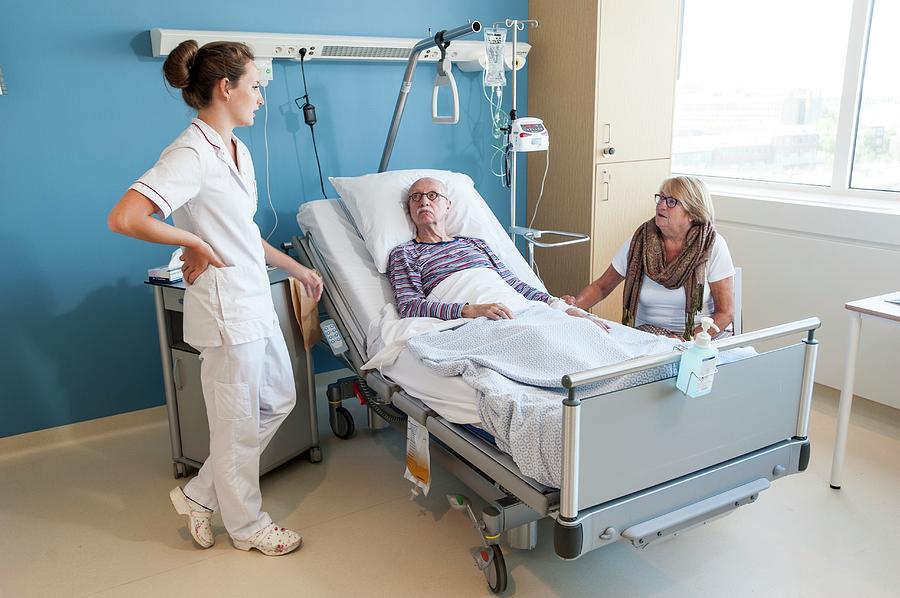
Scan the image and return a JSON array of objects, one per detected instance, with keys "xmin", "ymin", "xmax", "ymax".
[{"xmin": 829, "ymin": 292, "xmax": 900, "ymax": 489}]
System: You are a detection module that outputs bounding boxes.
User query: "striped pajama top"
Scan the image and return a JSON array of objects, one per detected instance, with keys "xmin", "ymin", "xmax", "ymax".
[{"xmin": 387, "ymin": 236, "xmax": 551, "ymax": 319}]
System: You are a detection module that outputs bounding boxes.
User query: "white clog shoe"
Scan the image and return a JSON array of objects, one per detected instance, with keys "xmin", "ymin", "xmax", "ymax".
[
  {"xmin": 169, "ymin": 487, "xmax": 214, "ymax": 548},
  {"xmin": 232, "ymin": 523, "xmax": 302, "ymax": 556}
]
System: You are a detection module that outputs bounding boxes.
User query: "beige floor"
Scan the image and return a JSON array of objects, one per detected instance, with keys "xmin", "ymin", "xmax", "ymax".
[{"xmin": 1, "ymin": 374, "xmax": 899, "ymax": 598}]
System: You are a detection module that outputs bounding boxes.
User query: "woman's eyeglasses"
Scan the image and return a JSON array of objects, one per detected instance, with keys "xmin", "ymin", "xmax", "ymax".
[
  {"xmin": 654, "ymin": 193, "xmax": 680, "ymax": 208},
  {"xmin": 408, "ymin": 191, "xmax": 448, "ymax": 203}
]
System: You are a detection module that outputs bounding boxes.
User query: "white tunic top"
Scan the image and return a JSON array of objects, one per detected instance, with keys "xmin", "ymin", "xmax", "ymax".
[
  {"xmin": 131, "ymin": 119, "xmax": 276, "ymax": 347},
  {"xmin": 611, "ymin": 233, "xmax": 735, "ymax": 332}
]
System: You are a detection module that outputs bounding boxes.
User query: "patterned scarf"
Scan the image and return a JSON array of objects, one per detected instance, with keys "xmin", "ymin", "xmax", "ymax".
[{"xmin": 622, "ymin": 219, "xmax": 717, "ymax": 339}]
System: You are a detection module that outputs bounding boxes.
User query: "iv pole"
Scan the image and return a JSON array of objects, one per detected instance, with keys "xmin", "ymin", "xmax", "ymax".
[
  {"xmin": 503, "ymin": 19, "xmax": 535, "ymax": 240},
  {"xmin": 500, "ymin": 19, "xmax": 589, "ymax": 269}
]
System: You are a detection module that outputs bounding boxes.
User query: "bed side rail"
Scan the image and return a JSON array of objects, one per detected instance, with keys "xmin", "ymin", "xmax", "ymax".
[{"xmin": 562, "ymin": 317, "xmax": 821, "ymax": 389}]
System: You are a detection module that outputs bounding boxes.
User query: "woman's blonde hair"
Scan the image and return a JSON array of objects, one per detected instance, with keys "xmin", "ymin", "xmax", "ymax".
[{"xmin": 660, "ymin": 176, "xmax": 714, "ymax": 224}]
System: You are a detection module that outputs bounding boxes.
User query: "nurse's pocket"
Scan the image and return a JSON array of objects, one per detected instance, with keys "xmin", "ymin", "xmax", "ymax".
[
  {"xmin": 212, "ymin": 265, "xmax": 271, "ymax": 324},
  {"xmin": 213, "ymin": 381, "xmax": 251, "ymax": 421}
]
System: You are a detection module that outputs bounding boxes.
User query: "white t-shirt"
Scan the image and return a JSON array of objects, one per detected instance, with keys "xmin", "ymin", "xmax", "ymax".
[
  {"xmin": 611, "ymin": 233, "xmax": 735, "ymax": 332},
  {"xmin": 131, "ymin": 119, "xmax": 277, "ymax": 347}
]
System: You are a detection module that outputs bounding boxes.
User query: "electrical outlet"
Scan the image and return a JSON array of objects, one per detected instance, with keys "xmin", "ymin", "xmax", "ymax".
[{"xmin": 255, "ymin": 60, "xmax": 273, "ymax": 86}]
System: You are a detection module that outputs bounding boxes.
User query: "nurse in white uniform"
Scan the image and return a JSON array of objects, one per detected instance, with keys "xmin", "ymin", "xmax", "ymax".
[{"xmin": 108, "ymin": 40, "xmax": 322, "ymax": 556}]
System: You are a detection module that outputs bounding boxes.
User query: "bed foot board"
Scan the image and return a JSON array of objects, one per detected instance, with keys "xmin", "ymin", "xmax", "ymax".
[
  {"xmin": 621, "ymin": 477, "xmax": 769, "ymax": 548},
  {"xmin": 554, "ymin": 438, "xmax": 806, "ymax": 560}
]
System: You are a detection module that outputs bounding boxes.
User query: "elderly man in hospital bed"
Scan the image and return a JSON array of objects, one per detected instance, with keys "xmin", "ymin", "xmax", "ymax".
[
  {"xmin": 365, "ymin": 176, "xmax": 698, "ymax": 486},
  {"xmin": 387, "ymin": 177, "xmax": 608, "ymax": 328}
]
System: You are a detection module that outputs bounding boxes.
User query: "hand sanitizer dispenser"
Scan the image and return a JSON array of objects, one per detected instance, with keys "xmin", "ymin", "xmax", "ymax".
[{"xmin": 676, "ymin": 317, "xmax": 720, "ymax": 397}]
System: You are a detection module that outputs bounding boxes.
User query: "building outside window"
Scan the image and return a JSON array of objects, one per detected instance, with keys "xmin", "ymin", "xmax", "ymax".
[{"xmin": 673, "ymin": 0, "xmax": 899, "ymax": 197}]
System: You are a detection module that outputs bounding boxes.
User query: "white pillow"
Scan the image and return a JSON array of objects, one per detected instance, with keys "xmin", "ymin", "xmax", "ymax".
[{"xmin": 329, "ymin": 169, "xmax": 545, "ymax": 291}]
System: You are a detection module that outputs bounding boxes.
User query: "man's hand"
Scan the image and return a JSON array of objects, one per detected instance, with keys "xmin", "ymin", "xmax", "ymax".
[
  {"xmin": 180, "ymin": 242, "xmax": 226, "ymax": 284},
  {"xmin": 462, "ymin": 303, "xmax": 514, "ymax": 320},
  {"xmin": 560, "ymin": 295, "xmax": 577, "ymax": 305},
  {"xmin": 293, "ymin": 265, "xmax": 323, "ymax": 301},
  {"xmin": 566, "ymin": 308, "xmax": 611, "ymax": 333}
]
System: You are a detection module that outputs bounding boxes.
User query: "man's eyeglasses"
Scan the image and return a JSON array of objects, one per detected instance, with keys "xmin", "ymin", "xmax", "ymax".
[
  {"xmin": 408, "ymin": 191, "xmax": 448, "ymax": 203},
  {"xmin": 654, "ymin": 193, "xmax": 680, "ymax": 209}
]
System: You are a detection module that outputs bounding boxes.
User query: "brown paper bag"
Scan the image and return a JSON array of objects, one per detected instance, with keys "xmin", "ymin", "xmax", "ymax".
[{"xmin": 289, "ymin": 278, "xmax": 322, "ymax": 350}]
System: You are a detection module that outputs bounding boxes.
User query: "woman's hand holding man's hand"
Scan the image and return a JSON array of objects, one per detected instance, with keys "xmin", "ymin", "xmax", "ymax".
[{"xmin": 566, "ymin": 307, "xmax": 611, "ymax": 333}]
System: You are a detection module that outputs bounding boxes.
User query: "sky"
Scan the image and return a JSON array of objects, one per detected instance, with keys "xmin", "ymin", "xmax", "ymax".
[{"xmin": 677, "ymin": 0, "xmax": 896, "ymax": 97}]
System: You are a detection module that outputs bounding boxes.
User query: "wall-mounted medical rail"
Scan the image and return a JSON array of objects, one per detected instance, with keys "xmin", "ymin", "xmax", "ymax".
[
  {"xmin": 379, "ymin": 21, "xmax": 482, "ymax": 172},
  {"xmin": 150, "ymin": 27, "xmax": 526, "ymax": 71}
]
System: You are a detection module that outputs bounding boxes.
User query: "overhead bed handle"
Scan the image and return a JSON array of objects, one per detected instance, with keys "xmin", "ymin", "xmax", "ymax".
[{"xmin": 379, "ymin": 21, "xmax": 482, "ymax": 172}]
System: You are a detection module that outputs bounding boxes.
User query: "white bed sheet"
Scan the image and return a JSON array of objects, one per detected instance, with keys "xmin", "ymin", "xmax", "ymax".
[{"xmin": 297, "ymin": 199, "xmax": 481, "ymax": 424}]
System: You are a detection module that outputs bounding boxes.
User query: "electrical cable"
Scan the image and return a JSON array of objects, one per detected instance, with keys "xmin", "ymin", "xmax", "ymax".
[
  {"xmin": 528, "ymin": 145, "xmax": 550, "ymax": 229},
  {"xmin": 526, "ymin": 146, "xmax": 551, "ymax": 284},
  {"xmin": 309, "ymin": 126, "xmax": 327, "ymax": 199},
  {"xmin": 356, "ymin": 378, "xmax": 407, "ymax": 425},
  {"xmin": 296, "ymin": 50, "xmax": 328, "ymax": 199},
  {"xmin": 261, "ymin": 84, "xmax": 278, "ymax": 240}
]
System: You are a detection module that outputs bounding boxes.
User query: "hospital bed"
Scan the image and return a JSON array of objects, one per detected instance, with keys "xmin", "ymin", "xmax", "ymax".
[{"xmin": 291, "ymin": 196, "xmax": 820, "ymax": 594}]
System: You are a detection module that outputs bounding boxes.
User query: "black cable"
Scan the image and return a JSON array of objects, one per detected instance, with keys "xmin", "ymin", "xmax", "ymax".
[
  {"xmin": 356, "ymin": 378, "xmax": 407, "ymax": 425},
  {"xmin": 309, "ymin": 126, "xmax": 327, "ymax": 199},
  {"xmin": 299, "ymin": 48, "xmax": 310, "ymax": 95},
  {"xmin": 296, "ymin": 50, "xmax": 328, "ymax": 199},
  {"xmin": 503, "ymin": 143, "xmax": 512, "ymax": 188}
]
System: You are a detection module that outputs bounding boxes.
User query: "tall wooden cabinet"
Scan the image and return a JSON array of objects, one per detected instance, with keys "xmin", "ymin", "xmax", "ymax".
[{"xmin": 527, "ymin": 0, "xmax": 680, "ymax": 320}]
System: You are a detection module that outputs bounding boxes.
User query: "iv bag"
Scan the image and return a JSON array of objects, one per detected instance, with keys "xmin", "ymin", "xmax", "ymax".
[{"xmin": 484, "ymin": 27, "xmax": 506, "ymax": 88}]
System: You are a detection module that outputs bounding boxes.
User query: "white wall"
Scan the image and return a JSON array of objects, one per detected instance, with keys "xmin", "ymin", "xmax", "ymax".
[{"xmin": 714, "ymin": 193, "xmax": 900, "ymax": 409}]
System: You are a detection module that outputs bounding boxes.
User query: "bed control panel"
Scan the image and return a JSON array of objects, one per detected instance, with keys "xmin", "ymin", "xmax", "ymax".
[{"xmin": 321, "ymin": 318, "xmax": 348, "ymax": 355}]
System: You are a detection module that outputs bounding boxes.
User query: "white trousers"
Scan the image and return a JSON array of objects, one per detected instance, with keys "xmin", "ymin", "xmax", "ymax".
[{"xmin": 183, "ymin": 332, "xmax": 295, "ymax": 541}]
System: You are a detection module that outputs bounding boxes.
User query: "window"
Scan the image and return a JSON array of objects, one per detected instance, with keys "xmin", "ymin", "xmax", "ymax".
[{"xmin": 673, "ymin": 0, "xmax": 899, "ymax": 197}]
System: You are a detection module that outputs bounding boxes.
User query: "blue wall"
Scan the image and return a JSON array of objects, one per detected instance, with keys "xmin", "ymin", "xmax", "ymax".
[{"xmin": 0, "ymin": 1, "xmax": 529, "ymax": 437}]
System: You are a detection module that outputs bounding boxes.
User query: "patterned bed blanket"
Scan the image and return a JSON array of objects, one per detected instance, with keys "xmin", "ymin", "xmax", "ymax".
[{"xmin": 407, "ymin": 305, "xmax": 683, "ymax": 487}]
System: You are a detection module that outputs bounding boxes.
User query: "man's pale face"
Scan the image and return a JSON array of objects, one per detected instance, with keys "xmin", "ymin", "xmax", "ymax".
[{"xmin": 407, "ymin": 179, "xmax": 451, "ymax": 230}]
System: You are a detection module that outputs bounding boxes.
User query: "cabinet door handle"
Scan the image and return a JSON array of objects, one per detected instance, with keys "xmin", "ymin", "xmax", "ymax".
[{"xmin": 173, "ymin": 358, "xmax": 183, "ymax": 390}]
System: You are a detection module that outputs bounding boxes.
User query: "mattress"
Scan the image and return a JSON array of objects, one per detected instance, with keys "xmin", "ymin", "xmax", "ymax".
[{"xmin": 297, "ymin": 198, "xmax": 488, "ymax": 424}]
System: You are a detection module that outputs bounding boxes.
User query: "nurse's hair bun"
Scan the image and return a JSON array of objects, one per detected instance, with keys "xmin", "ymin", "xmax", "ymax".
[
  {"xmin": 163, "ymin": 40, "xmax": 199, "ymax": 90},
  {"xmin": 160, "ymin": 40, "xmax": 254, "ymax": 110}
]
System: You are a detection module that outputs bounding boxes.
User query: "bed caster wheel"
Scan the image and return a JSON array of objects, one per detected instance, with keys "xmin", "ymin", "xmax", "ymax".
[
  {"xmin": 308, "ymin": 446, "xmax": 323, "ymax": 463},
  {"xmin": 330, "ymin": 406, "xmax": 355, "ymax": 439},
  {"xmin": 484, "ymin": 545, "xmax": 507, "ymax": 594},
  {"xmin": 173, "ymin": 462, "xmax": 187, "ymax": 479}
]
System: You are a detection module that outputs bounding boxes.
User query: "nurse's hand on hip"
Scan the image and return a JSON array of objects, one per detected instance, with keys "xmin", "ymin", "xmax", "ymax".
[{"xmin": 180, "ymin": 240, "xmax": 226, "ymax": 284}]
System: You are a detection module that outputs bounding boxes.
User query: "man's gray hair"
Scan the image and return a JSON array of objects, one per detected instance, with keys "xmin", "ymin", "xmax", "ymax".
[{"xmin": 407, "ymin": 177, "xmax": 448, "ymax": 197}]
